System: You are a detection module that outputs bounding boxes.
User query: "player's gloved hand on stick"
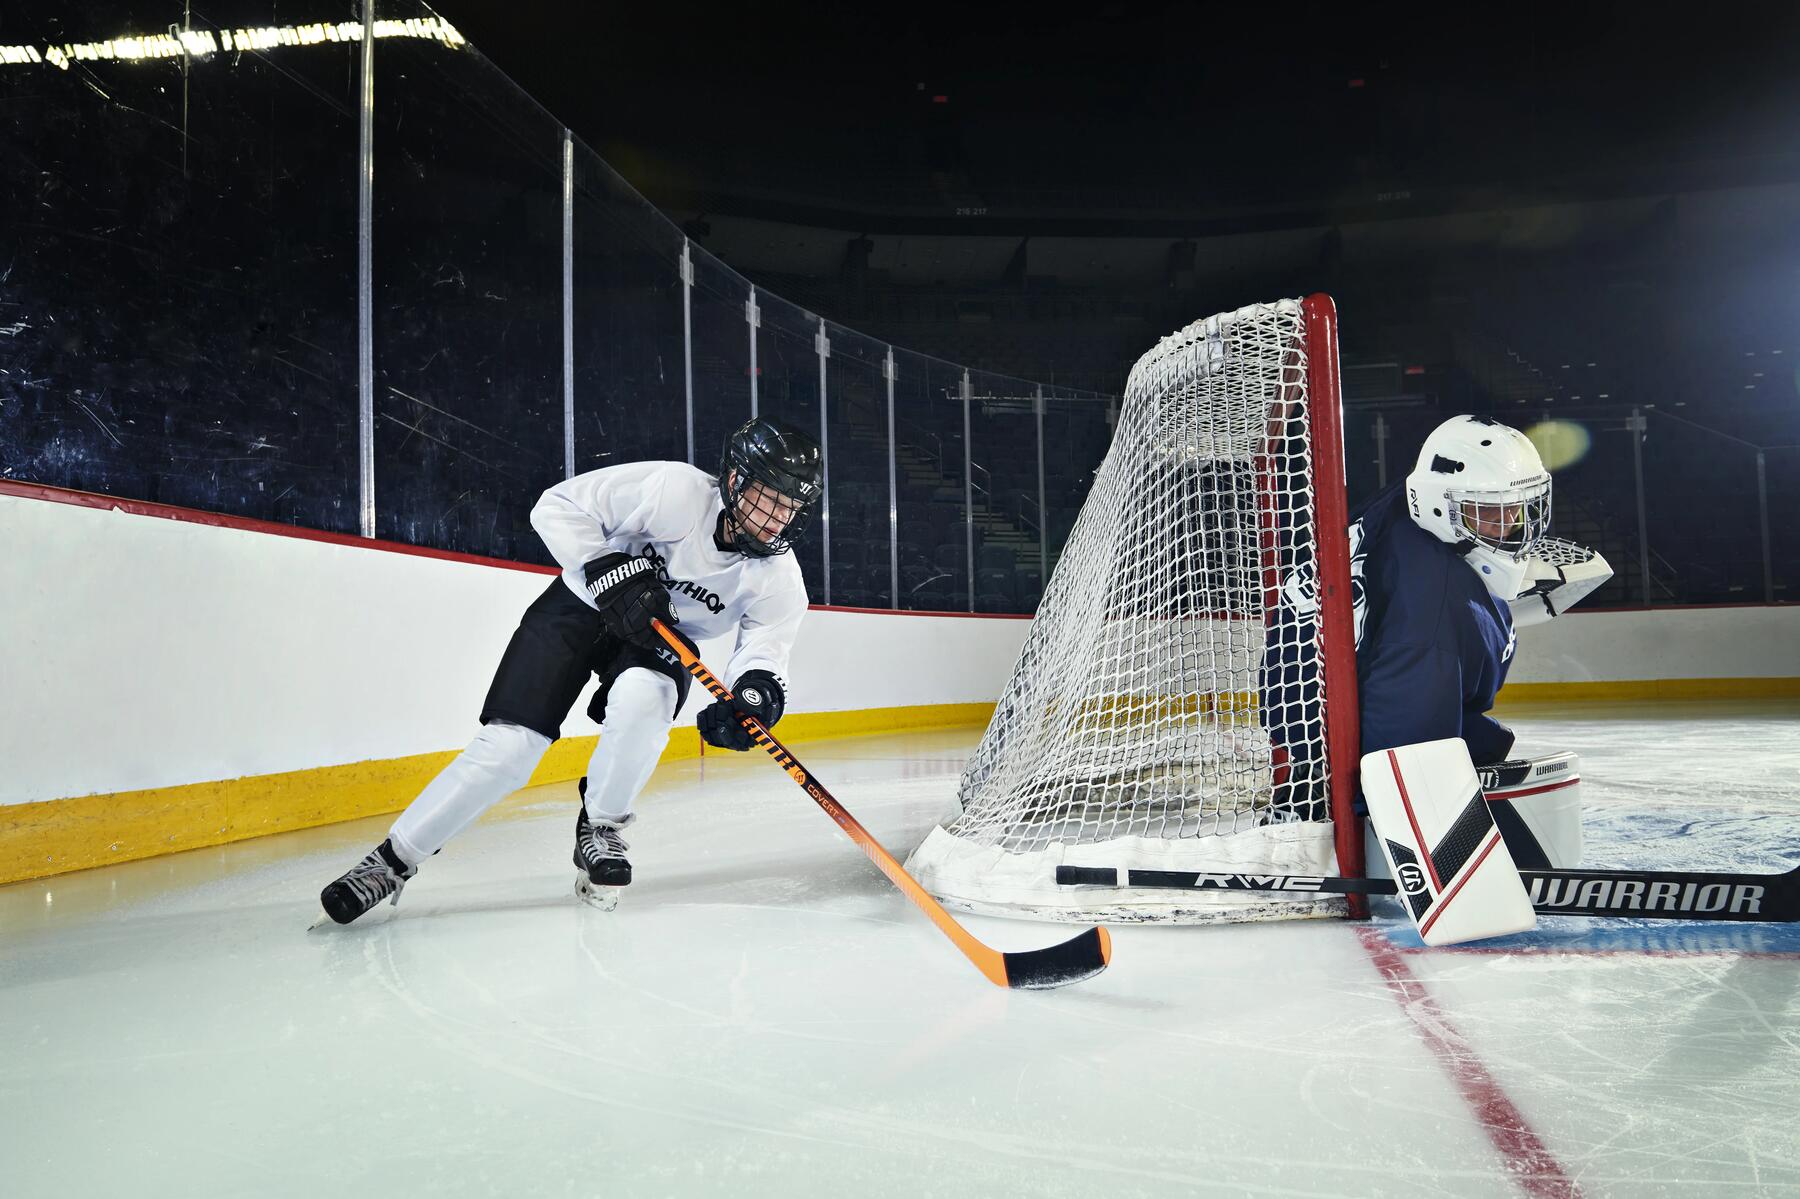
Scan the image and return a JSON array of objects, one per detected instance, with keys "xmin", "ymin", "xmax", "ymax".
[
  {"xmin": 698, "ymin": 670, "xmax": 785, "ymax": 752},
  {"xmin": 583, "ymin": 552, "xmax": 677, "ymax": 648}
]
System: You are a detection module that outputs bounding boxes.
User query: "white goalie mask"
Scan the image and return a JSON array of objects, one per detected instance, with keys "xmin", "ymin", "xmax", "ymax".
[{"xmin": 1404, "ymin": 416, "xmax": 1552, "ymax": 601}]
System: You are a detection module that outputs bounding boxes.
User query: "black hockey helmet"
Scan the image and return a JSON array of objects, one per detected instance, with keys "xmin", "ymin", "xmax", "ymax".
[{"xmin": 718, "ymin": 417, "xmax": 823, "ymax": 558}]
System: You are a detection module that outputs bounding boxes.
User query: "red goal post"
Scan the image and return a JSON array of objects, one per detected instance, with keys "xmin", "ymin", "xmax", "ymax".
[{"xmin": 1303, "ymin": 293, "xmax": 1368, "ymax": 916}]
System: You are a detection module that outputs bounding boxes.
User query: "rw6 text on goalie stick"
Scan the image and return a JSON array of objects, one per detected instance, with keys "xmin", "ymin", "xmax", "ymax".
[{"xmin": 652, "ymin": 620, "xmax": 1111, "ymax": 990}]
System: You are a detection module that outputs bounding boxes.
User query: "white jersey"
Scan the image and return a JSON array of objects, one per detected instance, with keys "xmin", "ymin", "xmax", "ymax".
[{"xmin": 530, "ymin": 461, "xmax": 808, "ymax": 689}]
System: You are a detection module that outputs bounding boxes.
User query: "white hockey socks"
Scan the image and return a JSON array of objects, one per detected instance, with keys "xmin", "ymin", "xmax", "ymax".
[
  {"xmin": 582, "ymin": 669, "xmax": 679, "ymax": 823},
  {"xmin": 388, "ymin": 720, "xmax": 551, "ymax": 865}
]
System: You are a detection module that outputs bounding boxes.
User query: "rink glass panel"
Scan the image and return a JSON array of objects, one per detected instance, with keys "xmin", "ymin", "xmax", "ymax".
[
  {"xmin": 569, "ymin": 149, "xmax": 688, "ymax": 471},
  {"xmin": 821, "ymin": 323, "xmax": 892, "ymax": 608},
  {"xmin": 0, "ymin": 3, "xmax": 359, "ymax": 532},
  {"xmin": 685, "ymin": 247, "xmax": 754, "ymax": 481},
  {"xmin": 750, "ymin": 291, "xmax": 825, "ymax": 594},
  {"xmin": 966, "ymin": 369, "xmax": 1046, "ymax": 614},
  {"xmin": 1541, "ymin": 417, "xmax": 1641, "ymax": 608},
  {"xmin": 1642, "ymin": 413, "xmax": 1768, "ymax": 605},
  {"xmin": 1771, "ymin": 449, "xmax": 1800, "ymax": 604},
  {"xmin": 1041, "ymin": 393, "xmax": 1114, "ymax": 582},
  {"xmin": 1338, "ymin": 410, "xmax": 1384, "ymax": 509},
  {"xmin": 888, "ymin": 349, "xmax": 971, "ymax": 611},
  {"xmin": 371, "ymin": 4, "xmax": 564, "ymax": 564}
]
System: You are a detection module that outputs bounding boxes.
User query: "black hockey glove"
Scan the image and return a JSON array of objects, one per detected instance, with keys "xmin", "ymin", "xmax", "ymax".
[
  {"xmin": 582, "ymin": 552, "xmax": 676, "ymax": 648},
  {"xmin": 697, "ymin": 669, "xmax": 785, "ymax": 752}
]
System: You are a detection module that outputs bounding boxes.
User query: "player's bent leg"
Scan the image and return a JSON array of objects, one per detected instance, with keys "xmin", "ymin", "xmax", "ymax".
[
  {"xmin": 581, "ymin": 668, "xmax": 679, "ymax": 825},
  {"xmin": 316, "ymin": 720, "xmax": 553, "ymax": 928},
  {"xmin": 572, "ymin": 670, "xmax": 677, "ymax": 906}
]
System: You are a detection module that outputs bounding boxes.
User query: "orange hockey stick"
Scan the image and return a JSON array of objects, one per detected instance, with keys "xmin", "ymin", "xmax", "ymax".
[{"xmin": 653, "ymin": 620, "xmax": 1111, "ymax": 989}]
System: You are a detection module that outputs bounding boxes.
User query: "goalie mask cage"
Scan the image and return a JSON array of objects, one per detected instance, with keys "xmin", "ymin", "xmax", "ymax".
[{"xmin": 906, "ymin": 295, "xmax": 1365, "ymax": 923}]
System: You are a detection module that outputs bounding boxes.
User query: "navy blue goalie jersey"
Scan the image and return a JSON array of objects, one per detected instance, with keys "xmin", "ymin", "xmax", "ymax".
[{"xmin": 1262, "ymin": 481, "xmax": 1518, "ymax": 771}]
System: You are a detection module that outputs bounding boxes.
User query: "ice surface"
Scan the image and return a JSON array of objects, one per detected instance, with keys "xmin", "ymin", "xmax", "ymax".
[{"xmin": 3, "ymin": 701, "xmax": 1797, "ymax": 1196}]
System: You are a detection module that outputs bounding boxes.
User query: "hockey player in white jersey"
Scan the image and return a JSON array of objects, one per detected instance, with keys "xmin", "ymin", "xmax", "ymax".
[{"xmin": 317, "ymin": 418, "xmax": 823, "ymax": 925}]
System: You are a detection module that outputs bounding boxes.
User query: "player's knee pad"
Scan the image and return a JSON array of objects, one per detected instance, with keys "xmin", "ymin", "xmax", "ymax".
[
  {"xmin": 596, "ymin": 668, "xmax": 678, "ymax": 734},
  {"xmin": 467, "ymin": 719, "xmax": 552, "ymax": 792},
  {"xmin": 1481, "ymin": 751, "xmax": 1582, "ymax": 869}
]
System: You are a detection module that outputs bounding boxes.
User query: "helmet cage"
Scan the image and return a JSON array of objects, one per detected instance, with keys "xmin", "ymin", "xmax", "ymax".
[
  {"xmin": 1445, "ymin": 476, "xmax": 1552, "ymax": 561},
  {"xmin": 721, "ymin": 467, "xmax": 816, "ymax": 558}
]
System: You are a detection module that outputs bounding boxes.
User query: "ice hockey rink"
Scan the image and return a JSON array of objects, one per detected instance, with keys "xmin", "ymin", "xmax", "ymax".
[{"xmin": 3, "ymin": 700, "xmax": 1797, "ymax": 1198}]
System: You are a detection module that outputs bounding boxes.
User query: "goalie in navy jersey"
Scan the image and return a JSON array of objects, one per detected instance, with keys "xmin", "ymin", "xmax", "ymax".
[
  {"xmin": 317, "ymin": 418, "xmax": 824, "ymax": 925},
  {"xmin": 1263, "ymin": 416, "xmax": 1572, "ymax": 827}
]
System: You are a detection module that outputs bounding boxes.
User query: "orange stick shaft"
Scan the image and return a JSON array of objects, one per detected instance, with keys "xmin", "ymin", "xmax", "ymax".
[{"xmin": 652, "ymin": 620, "xmax": 1110, "ymax": 988}]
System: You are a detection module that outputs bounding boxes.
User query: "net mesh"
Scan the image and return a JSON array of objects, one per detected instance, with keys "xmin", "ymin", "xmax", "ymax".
[{"xmin": 906, "ymin": 299, "xmax": 1345, "ymax": 923}]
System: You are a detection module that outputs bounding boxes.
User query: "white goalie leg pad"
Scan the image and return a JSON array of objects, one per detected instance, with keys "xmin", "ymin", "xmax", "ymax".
[
  {"xmin": 1481, "ymin": 751, "xmax": 1582, "ymax": 869},
  {"xmin": 1362, "ymin": 738, "xmax": 1537, "ymax": 947}
]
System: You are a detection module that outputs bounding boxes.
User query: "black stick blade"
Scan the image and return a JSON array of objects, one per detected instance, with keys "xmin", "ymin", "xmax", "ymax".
[{"xmin": 1001, "ymin": 926, "xmax": 1112, "ymax": 990}]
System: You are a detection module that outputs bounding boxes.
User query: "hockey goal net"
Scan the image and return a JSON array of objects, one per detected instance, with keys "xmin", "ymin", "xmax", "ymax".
[{"xmin": 905, "ymin": 295, "xmax": 1364, "ymax": 923}]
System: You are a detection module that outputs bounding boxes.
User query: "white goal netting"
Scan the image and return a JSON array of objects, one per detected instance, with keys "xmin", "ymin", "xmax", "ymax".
[{"xmin": 906, "ymin": 298, "xmax": 1356, "ymax": 923}]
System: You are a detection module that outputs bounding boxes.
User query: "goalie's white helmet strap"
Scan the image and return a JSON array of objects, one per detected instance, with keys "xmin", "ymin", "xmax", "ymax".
[{"xmin": 1405, "ymin": 416, "xmax": 1552, "ymax": 601}]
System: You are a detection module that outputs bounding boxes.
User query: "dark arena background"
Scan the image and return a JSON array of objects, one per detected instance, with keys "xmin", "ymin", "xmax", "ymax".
[{"xmin": 4, "ymin": 5, "xmax": 1800, "ymax": 1196}]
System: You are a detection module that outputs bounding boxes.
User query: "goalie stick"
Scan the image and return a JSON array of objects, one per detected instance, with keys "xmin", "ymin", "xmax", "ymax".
[
  {"xmin": 1055, "ymin": 863, "xmax": 1800, "ymax": 922},
  {"xmin": 653, "ymin": 620, "xmax": 1112, "ymax": 989}
]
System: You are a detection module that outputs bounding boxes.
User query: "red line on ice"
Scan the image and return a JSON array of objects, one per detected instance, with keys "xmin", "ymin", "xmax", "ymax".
[{"xmin": 1355, "ymin": 925, "xmax": 1582, "ymax": 1198}]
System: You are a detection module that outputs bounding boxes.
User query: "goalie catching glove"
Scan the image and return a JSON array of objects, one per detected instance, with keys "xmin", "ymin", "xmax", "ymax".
[
  {"xmin": 697, "ymin": 670, "xmax": 785, "ymax": 751},
  {"xmin": 583, "ymin": 552, "xmax": 677, "ymax": 649}
]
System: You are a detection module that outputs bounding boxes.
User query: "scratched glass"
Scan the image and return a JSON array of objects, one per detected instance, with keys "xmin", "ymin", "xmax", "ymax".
[
  {"xmin": 819, "ymin": 321, "xmax": 890, "ymax": 608},
  {"xmin": 887, "ymin": 348, "xmax": 970, "ymax": 612},
  {"xmin": 569, "ymin": 148, "xmax": 687, "ymax": 473},
  {"xmin": 370, "ymin": 0, "xmax": 564, "ymax": 563},
  {"xmin": 684, "ymin": 244, "xmax": 754, "ymax": 484},
  {"xmin": 1041, "ymin": 392, "xmax": 1114, "ymax": 585},
  {"xmin": 965, "ymin": 368, "xmax": 1044, "ymax": 614},
  {"xmin": 747, "ymin": 290, "xmax": 824, "ymax": 595},
  {"xmin": 0, "ymin": 2, "xmax": 360, "ymax": 531}
]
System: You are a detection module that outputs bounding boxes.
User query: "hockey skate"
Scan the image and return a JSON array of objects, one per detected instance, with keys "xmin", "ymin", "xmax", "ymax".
[
  {"xmin": 574, "ymin": 777, "xmax": 634, "ymax": 911},
  {"xmin": 312, "ymin": 839, "xmax": 416, "ymax": 929}
]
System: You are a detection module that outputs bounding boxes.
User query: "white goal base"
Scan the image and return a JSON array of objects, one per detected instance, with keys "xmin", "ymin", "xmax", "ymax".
[{"xmin": 907, "ymin": 821, "xmax": 1347, "ymax": 925}]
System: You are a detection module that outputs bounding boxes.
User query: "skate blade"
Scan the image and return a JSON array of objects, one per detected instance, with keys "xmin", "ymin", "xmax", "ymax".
[
  {"xmin": 575, "ymin": 876, "xmax": 621, "ymax": 911},
  {"xmin": 307, "ymin": 908, "xmax": 335, "ymax": 932}
]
